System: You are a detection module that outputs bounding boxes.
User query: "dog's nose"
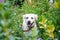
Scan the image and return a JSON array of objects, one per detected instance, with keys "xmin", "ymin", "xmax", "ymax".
[{"xmin": 28, "ymin": 21, "xmax": 30, "ymax": 24}]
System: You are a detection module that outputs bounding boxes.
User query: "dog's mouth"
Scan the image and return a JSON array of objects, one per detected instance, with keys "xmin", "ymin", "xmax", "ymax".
[
  {"xmin": 27, "ymin": 23, "xmax": 32, "ymax": 27},
  {"xmin": 23, "ymin": 22, "xmax": 34, "ymax": 32},
  {"xmin": 27, "ymin": 22, "xmax": 34, "ymax": 26},
  {"xmin": 27, "ymin": 22, "xmax": 34, "ymax": 30}
]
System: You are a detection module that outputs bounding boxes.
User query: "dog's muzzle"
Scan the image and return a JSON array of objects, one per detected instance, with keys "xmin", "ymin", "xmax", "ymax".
[
  {"xmin": 27, "ymin": 21, "xmax": 34, "ymax": 30},
  {"xmin": 27, "ymin": 21, "xmax": 34, "ymax": 27},
  {"xmin": 23, "ymin": 21, "xmax": 34, "ymax": 32},
  {"xmin": 27, "ymin": 21, "xmax": 31, "ymax": 25}
]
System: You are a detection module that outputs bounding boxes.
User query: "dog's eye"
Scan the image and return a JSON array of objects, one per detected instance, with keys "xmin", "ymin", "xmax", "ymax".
[
  {"xmin": 31, "ymin": 17, "xmax": 33, "ymax": 19},
  {"xmin": 26, "ymin": 17, "xmax": 28, "ymax": 19}
]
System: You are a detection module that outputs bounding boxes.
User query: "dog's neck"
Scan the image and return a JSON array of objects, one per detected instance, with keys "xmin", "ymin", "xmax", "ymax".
[
  {"xmin": 23, "ymin": 26, "xmax": 34, "ymax": 32},
  {"xmin": 23, "ymin": 29, "xmax": 30, "ymax": 32}
]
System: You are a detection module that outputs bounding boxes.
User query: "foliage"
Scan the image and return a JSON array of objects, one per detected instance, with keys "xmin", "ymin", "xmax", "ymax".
[{"xmin": 0, "ymin": 0, "xmax": 60, "ymax": 40}]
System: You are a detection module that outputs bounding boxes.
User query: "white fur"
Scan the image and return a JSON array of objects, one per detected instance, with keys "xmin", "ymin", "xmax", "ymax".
[{"xmin": 22, "ymin": 14, "xmax": 38, "ymax": 38}]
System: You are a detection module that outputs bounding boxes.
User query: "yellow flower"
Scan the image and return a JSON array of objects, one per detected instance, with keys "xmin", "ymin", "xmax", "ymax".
[
  {"xmin": 54, "ymin": 1, "xmax": 59, "ymax": 8},
  {"xmin": 39, "ymin": 17, "xmax": 47, "ymax": 28},
  {"xmin": 39, "ymin": 15, "xmax": 47, "ymax": 25},
  {"xmin": 54, "ymin": 1, "xmax": 60, "ymax": 9},
  {"xmin": 46, "ymin": 25, "xmax": 55, "ymax": 39}
]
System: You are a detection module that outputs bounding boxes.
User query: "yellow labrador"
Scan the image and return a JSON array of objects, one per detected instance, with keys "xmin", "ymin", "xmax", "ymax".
[{"xmin": 22, "ymin": 14, "xmax": 38, "ymax": 40}]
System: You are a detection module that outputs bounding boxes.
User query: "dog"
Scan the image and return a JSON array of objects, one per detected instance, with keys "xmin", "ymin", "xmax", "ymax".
[{"xmin": 22, "ymin": 14, "xmax": 38, "ymax": 40}]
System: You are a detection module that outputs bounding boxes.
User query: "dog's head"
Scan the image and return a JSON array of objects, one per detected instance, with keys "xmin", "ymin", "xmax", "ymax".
[{"xmin": 23, "ymin": 14, "xmax": 38, "ymax": 29}]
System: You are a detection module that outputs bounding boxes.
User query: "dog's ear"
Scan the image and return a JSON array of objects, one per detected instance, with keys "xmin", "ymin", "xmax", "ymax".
[{"xmin": 34, "ymin": 14, "xmax": 38, "ymax": 20}]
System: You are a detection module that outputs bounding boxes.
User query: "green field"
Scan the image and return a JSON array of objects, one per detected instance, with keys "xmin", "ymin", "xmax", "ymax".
[{"xmin": 0, "ymin": 0, "xmax": 60, "ymax": 40}]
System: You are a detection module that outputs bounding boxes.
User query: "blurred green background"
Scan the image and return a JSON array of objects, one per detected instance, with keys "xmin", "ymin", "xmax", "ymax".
[{"xmin": 0, "ymin": 0, "xmax": 60, "ymax": 40}]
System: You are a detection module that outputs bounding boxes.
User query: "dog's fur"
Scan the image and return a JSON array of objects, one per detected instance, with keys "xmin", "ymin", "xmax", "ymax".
[{"xmin": 22, "ymin": 14, "xmax": 38, "ymax": 40}]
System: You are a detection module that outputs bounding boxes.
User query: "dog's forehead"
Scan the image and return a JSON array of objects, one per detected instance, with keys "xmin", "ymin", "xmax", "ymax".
[{"xmin": 24, "ymin": 14, "xmax": 35, "ymax": 17}]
